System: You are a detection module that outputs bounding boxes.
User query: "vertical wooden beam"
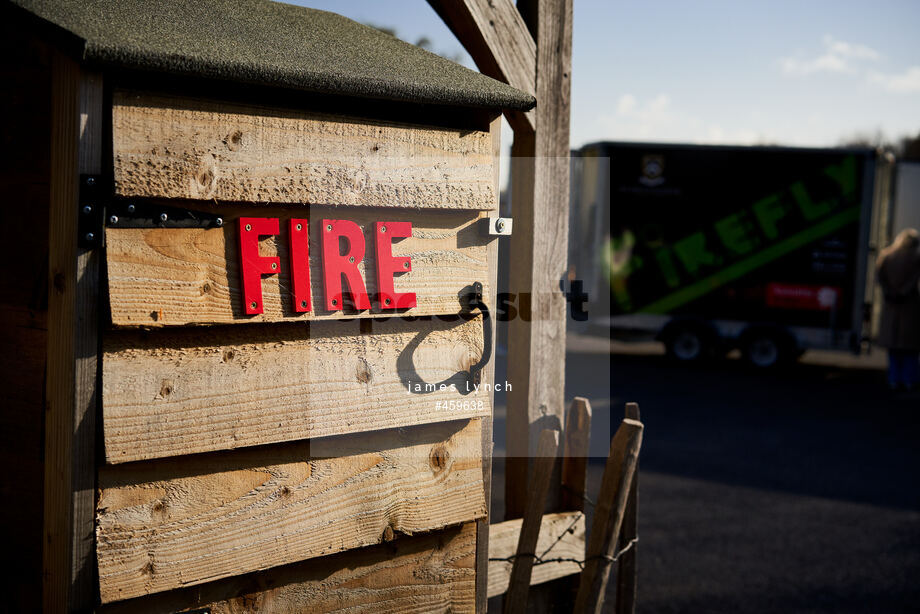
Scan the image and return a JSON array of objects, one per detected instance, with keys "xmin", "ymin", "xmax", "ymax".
[
  {"xmin": 503, "ymin": 429, "xmax": 560, "ymax": 614},
  {"xmin": 475, "ymin": 114, "xmax": 504, "ymax": 613},
  {"xmin": 43, "ymin": 51, "xmax": 102, "ymax": 611},
  {"xmin": 43, "ymin": 49, "xmax": 81, "ymax": 614},
  {"xmin": 505, "ymin": 0, "xmax": 573, "ymax": 519},
  {"xmin": 72, "ymin": 69, "xmax": 103, "ymax": 610},
  {"xmin": 574, "ymin": 419, "xmax": 644, "ymax": 614},
  {"xmin": 616, "ymin": 403, "xmax": 641, "ymax": 614}
]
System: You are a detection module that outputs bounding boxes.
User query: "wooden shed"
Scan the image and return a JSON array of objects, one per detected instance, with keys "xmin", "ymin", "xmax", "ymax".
[{"xmin": 1, "ymin": 0, "xmax": 535, "ymax": 610}]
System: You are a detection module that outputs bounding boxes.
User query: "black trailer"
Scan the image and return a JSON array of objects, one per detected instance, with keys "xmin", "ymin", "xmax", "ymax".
[{"xmin": 569, "ymin": 141, "xmax": 892, "ymax": 366}]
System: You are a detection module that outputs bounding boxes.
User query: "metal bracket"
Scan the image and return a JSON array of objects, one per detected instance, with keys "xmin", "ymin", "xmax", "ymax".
[
  {"xmin": 78, "ymin": 174, "xmax": 105, "ymax": 248},
  {"xmin": 106, "ymin": 201, "xmax": 224, "ymax": 229},
  {"xmin": 479, "ymin": 217, "xmax": 512, "ymax": 237}
]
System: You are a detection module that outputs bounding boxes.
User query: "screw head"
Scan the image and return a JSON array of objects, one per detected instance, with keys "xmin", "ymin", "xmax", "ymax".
[
  {"xmin": 348, "ymin": 256, "xmax": 355, "ymax": 263},
  {"xmin": 82, "ymin": 205, "xmax": 92, "ymax": 215},
  {"xmin": 296, "ymin": 223, "xmax": 303, "ymax": 231},
  {"xmin": 250, "ymin": 301, "xmax": 257, "ymax": 309},
  {"xmin": 496, "ymin": 219, "xmax": 505, "ymax": 232},
  {"xmin": 85, "ymin": 177, "xmax": 96, "ymax": 186},
  {"xmin": 271, "ymin": 262, "xmax": 277, "ymax": 270},
  {"xmin": 402, "ymin": 261, "xmax": 409, "ymax": 269},
  {"xmin": 159, "ymin": 213, "xmax": 168, "ymax": 222},
  {"xmin": 85, "ymin": 232, "xmax": 95, "ymax": 242},
  {"xmin": 215, "ymin": 217, "xmax": 223, "ymax": 227},
  {"xmin": 331, "ymin": 298, "xmax": 338, "ymax": 306},
  {"xmin": 384, "ymin": 298, "xmax": 392, "ymax": 306},
  {"xmin": 326, "ymin": 224, "xmax": 332, "ymax": 232},
  {"xmin": 127, "ymin": 204, "xmax": 136, "ymax": 213},
  {"xmin": 245, "ymin": 223, "xmax": 252, "ymax": 232},
  {"xmin": 109, "ymin": 215, "xmax": 118, "ymax": 225},
  {"xmin": 300, "ymin": 300, "xmax": 307, "ymax": 308},
  {"xmin": 380, "ymin": 225, "xmax": 387, "ymax": 233}
]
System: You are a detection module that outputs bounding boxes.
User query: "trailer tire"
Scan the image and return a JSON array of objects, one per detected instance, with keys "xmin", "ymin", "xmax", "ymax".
[
  {"xmin": 663, "ymin": 324, "xmax": 713, "ymax": 362},
  {"xmin": 741, "ymin": 328, "xmax": 794, "ymax": 368}
]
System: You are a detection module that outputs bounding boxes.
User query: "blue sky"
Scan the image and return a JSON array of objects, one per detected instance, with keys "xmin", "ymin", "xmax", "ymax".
[{"xmin": 290, "ymin": 1, "xmax": 919, "ymax": 149}]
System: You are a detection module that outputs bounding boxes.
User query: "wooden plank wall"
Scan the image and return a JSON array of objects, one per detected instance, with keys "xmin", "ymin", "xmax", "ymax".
[
  {"xmin": 96, "ymin": 419, "xmax": 485, "ymax": 602},
  {"xmin": 94, "ymin": 91, "xmax": 500, "ymax": 610}
]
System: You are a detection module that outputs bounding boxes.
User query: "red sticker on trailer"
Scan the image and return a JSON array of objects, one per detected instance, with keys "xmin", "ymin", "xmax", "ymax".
[{"xmin": 765, "ymin": 283, "xmax": 840, "ymax": 311}]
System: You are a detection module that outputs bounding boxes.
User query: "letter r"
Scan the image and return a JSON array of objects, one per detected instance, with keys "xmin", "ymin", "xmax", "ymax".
[{"xmin": 321, "ymin": 219, "xmax": 371, "ymax": 311}]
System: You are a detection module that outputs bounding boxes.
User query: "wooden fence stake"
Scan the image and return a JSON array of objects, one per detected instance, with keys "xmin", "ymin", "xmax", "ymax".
[
  {"xmin": 503, "ymin": 428, "xmax": 560, "ymax": 614},
  {"xmin": 561, "ymin": 397, "xmax": 592, "ymax": 511},
  {"xmin": 573, "ymin": 418, "xmax": 644, "ymax": 614},
  {"xmin": 616, "ymin": 403, "xmax": 641, "ymax": 614}
]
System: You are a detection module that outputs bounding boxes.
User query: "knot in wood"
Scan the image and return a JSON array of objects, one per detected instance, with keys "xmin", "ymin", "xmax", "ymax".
[{"xmin": 429, "ymin": 444, "xmax": 449, "ymax": 473}]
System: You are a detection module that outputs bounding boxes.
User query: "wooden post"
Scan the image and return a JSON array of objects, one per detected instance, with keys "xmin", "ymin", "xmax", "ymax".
[
  {"xmin": 574, "ymin": 418, "xmax": 644, "ymax": 614},
  {"xmin": 616, "ymin": 403, "xmax": 641, "ymax": 614},
  {"xmin": 503, "ymin": 428, "xmax": 560, "ymax": 614},
  {"xmin": 505, "ymin": 0, "xmax": 574, "ymax": 520},
  {"xmin": 42, "ymin": 52, "xmax": 101, "ymax": 611},
  {"xmin": 430, "ymin": 0, "xmax": 574, "ymax": 520},
  {"xmin": 561, "ymin": 397, "xmax": 593, "ymax": 510}
]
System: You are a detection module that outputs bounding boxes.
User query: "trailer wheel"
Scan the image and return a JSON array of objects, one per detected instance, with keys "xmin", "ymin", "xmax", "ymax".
[
  {"xmin": 742, "ymin": 329, "xmax": 793, "ymax": 368},
  {"xmin": 664, "ymin": 326, "xmax": 710, "ymax": 362}
]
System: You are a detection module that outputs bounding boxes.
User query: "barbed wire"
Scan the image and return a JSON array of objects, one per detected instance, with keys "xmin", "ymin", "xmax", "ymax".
[
  {"xmin": 489, "ymin": 537, "xmax": 638, "ymax": 571},
  {"xmin": 490, "ymin": 485, "xmax": 638, "ymax": 570}
]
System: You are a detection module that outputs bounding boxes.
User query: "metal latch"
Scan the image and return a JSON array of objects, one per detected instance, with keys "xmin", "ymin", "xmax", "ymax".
[
  {"xmin": 479, "ymin": 217, "xmax": 512, "ymax": 237},
  {"xmin": 463, "ymin": 281, "xmax": 492, "ymax": 383}
]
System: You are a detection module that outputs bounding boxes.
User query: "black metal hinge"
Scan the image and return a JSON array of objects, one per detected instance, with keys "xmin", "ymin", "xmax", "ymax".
[
  {"xmin": 78, "ymin": 174, "xmax": 105, "ymax": 248},
  {"xmin": 78, "ymin": 174, "xmax": 224, "ymax": 247}
]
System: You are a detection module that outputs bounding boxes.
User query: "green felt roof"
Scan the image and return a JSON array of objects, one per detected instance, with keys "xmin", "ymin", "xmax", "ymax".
[{"xmin": 12, "ymin": 0, "xmax": 535, "ymax": 111}]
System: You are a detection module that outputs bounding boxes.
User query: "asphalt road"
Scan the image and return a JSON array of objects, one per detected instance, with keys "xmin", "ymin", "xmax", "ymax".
[{"xmin": 492, "ymin": 340, "xmax": 920, "ymax": 613}]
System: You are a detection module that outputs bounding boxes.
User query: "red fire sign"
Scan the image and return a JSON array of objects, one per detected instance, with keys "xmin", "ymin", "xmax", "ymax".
[{"xmin": 239, "ymin": 217, "xmax": 416, "ymax": 314}]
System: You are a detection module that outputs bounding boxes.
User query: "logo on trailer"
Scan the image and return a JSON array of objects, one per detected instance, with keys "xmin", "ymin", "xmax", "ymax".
[{"xmin": 639, "ymin": 154, "xmax": 665, "ymax": 187}]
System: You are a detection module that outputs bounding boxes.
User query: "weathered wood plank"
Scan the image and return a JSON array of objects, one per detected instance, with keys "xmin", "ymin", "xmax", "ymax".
[
  {"xmin": 504, "ymin": 429, "xmax": 559, "ymax": 614},
  {"xmin": 561, "ymin": 397, "xmax": 592, "ymax": 511},
  {"xmin": 96, "ymin": 419, "xmax": 486, "ymax": 603},
  {"xmin": 100, "ymin": 522, "xmax": 478, "ymax": 614},
  {"xmin": 616, "ymin": 403, "xmax": 641, "ymax": 614},
  {"xmin": 574, "ymin": 418, "xmax": 643, "ymax": 614},
  {"xmin": 112, "ymin": 90, "xmax": 496, "ymax": 209},
  {"xmin": 102, "ymin": 315, "xmax": 490, "ymax": 463},
  {"xmin": 71, "ymin": 69, "xmax": 104, "ymax": 610},
  {"xmin": 488, "ymin": 511, "xmax": 585, "ymax": 598},
  {"xmin": 43, "ymin": 48, "xmax": 80, "ymax": 614},
  {"xmin": 105, "ymin": 206, "xmax": 491, "ymax": 327}
]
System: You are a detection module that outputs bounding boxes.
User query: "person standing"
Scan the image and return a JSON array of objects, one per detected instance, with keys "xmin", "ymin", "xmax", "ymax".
[{"xmin": 876, "ymin": 228, "xmax": 920, "ymax": 390}]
